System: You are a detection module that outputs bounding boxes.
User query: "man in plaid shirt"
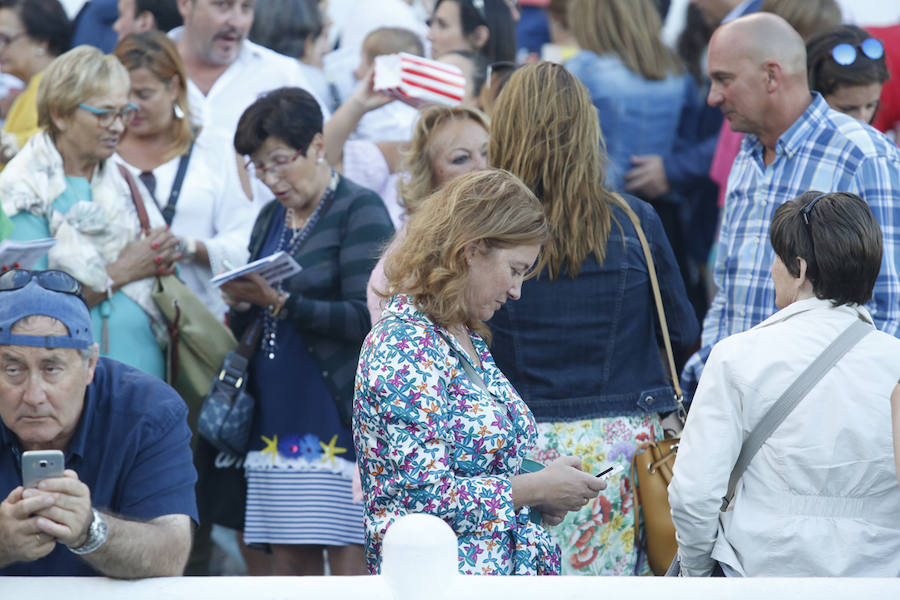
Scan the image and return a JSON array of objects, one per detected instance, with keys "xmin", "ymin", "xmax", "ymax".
[{"xmin": 682, "ymin": 13, "xmax": 900, "ymax": 394}]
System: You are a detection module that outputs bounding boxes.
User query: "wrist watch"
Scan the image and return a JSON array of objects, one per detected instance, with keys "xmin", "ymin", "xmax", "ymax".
[{"xmin": 68, "ymin": 508, "xmax": 108, "ymax": 555}]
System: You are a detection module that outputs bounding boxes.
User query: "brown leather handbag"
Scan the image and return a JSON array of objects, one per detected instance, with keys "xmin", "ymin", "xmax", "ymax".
[{"xmin": 610, "ymin": 195, "xmax": 685, "ymax": 576}]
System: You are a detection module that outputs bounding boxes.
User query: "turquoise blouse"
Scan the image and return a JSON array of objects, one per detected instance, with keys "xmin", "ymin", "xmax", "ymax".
[{"xmin": 8, "ymin": 176, "xmax": 164, "ymax": 378}]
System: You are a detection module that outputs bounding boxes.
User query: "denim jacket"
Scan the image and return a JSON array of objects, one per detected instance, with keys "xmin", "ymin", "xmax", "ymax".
[
  {"xmin": 488, "ymin": 194, "xmax": 699, "ymax": 421},
  {"xmin": 565, "ymin": 51, "xmax": 694, "ymax": 194}
]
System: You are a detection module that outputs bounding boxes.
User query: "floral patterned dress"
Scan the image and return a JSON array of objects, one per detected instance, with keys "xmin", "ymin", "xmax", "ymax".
[
  {"xmin": 353, "ymin": 295, "xmax": 560, "ymax": 575},
  {"xmin": 531, "ymin": 415, "xmax": 663, "ymax": 575}
]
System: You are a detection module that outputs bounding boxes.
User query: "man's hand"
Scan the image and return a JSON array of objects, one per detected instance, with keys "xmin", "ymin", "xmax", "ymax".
[
  {"xmin": 0, "ymin": 486, "xmax": 58, "ymax": 567},
  {"xmin": 21, "ymin": 470, "xmax": 93, "ymax": 548},
  {"xmin": 625, "ymin": 154, "xmax": 670, "ymax": 199}
]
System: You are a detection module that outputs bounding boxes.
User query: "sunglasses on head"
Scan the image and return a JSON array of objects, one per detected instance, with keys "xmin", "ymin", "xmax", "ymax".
[
  {"xmin": 830, "ymin": 38, "xmax": 884, "ymax": 66},
  {"xmin": 800, "ymin": 192, "xmax": 829, "ymax": 254},
  {"xmin": 0, "ymin": 269, "xmax": 86, "ymax": 304}
]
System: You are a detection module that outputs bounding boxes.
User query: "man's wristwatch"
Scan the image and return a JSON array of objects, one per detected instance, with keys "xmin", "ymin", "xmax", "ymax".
[{"xmin": 67, "ymin": 508, "xmax": 108, "ymax": 555}]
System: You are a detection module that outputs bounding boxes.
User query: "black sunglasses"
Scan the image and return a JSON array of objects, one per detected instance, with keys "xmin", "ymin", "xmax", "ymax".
[
  {"xmin": 0, "ymin": 269, "xmax": 86, "ymax": 304},
  {"xmin": 800, "ymin": 192, "xmax": 829, "ymax": 254},
  {"xmin": 831, "ymin": 38, "xmax": 884, "ymax": 66}
]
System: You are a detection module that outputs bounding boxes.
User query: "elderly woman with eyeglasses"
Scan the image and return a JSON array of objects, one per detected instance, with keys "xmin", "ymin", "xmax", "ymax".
[
  {"xmin": 221, "ymin": 86, "xmax": 394, "ymax": 576},
  {"xmin": 669, "ymin": 191, "xmax": 900, "ymax": 576},
  {"xmin": 0, "ymin": 45, "xmax": 179, "ymax": 379}
]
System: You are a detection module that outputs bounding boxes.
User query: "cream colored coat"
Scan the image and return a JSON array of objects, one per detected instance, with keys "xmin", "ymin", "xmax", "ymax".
[{"xmin": 669, "ymin": 297, "xmax": 900, "ymax": 576}]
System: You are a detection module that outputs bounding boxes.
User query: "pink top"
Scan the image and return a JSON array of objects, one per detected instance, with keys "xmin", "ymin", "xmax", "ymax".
[{"xmin": 709, "ymin": 120, "xmax": 745, "ymax": 208}]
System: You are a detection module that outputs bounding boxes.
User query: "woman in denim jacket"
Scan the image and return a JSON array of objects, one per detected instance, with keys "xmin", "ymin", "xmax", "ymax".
[
  {"xmin": 488, "ymin": 62, "xmax": 698, "ymax": 575},
  {"xmin": 565, "ymin": 0, "xmax": 694, "ymax": 194}
]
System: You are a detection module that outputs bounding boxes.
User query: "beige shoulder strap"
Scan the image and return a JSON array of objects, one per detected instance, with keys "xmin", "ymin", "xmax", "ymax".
[{"xmin": 608, "ymin": 194, "xmax": 684, "ymax": 407}]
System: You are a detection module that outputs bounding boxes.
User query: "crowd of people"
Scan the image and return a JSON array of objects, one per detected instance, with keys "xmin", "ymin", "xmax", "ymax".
[{"xmin": 0, "ymin": 0, "xmax": 899, "ymax": 580}]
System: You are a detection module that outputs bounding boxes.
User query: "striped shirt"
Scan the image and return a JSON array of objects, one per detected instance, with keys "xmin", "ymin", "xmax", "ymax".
[{"xmin": 683, "ymin": 93, "xmax": 900, "ymax": 392}]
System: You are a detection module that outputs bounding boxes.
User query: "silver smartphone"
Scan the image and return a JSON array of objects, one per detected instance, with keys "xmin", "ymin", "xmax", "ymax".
[{"xmin": 21, "ymin": 450, "xmax": 64, "ymax": 488}]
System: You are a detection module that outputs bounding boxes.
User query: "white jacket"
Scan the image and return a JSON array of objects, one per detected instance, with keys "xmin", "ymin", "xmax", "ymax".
[{"xmin": 669, "ymin": 297, "xmax": 900, "ymax": 576}]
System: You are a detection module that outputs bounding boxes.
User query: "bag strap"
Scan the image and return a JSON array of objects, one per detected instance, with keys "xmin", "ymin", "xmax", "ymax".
[
  {"xmin": 236, "ymin": 316, "xmax": 264, "ymax": 359},
  {"xmin": 720, "ymin": 318, "xmax": 871, "ymax": 511},
  {"xmin": 608, "ymin": 194, "xmax": 684, "ymax": 414},
  {"xmin": 437, "ymin": 330, "xmax": 498, "ymax": 401},
  {"xmin": 117, "ymin": 163, "xmax": 151, "ymax": 234},
  {"xmin": 161, "ymin": 142, "xmax": 194, "ymax": 226}
]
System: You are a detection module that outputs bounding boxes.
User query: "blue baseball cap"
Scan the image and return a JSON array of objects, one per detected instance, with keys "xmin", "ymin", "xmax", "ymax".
[{"xmin": 0, "ymin": 277, "xmax": 94, "ymax": 350}]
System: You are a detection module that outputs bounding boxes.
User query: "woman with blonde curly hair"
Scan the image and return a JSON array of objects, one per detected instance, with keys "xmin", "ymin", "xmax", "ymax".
[
  {"xmin": 488, "ymin": 62, "xmax": 698, "ymax": 575},
  {"xmin": 366, "ymin": 103, "xmax": 489, "ymax": 323},
  {"xmin": 353, "ymin": 168, "xmax": 606, "ymax": 575}
]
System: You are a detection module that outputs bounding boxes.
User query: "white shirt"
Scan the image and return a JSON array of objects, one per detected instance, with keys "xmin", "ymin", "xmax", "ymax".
[
  {"xmin": 669, "ymin": 297, "xmax": 900, "ymax": 577},
  {"xmin": 116, "ymin": 128, "xmax": 258, "ymax": 320},
  {"xmin": 168, "ymin": 28, "xmax": 331, "ymax": 139}
]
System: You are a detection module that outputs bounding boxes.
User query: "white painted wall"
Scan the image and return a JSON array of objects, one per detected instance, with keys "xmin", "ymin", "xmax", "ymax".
[{"xmin": 3, "ymin": 514, "xmax": 900, "ymax": 597}]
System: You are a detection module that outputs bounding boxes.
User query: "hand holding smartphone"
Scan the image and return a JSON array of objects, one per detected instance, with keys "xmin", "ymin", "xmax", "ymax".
[{"xmin": 21, "ymin": 450, "xmax": 64, "ymax": 488}]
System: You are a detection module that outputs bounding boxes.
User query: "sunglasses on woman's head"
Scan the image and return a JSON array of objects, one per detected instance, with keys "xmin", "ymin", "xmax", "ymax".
[
  {"xmin": 0, "ymin": 269, "xmax": 86, "ymax": 304},
  {"xmin": 830, "ymin": 38, "xmax": 884, "ymax": 66}
]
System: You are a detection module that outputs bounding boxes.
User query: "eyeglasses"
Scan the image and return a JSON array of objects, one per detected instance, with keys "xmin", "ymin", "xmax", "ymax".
[
  {"xmin": 486, "ymin": 61, "xmax": 517, "ymax": 89},
  {"xmin": 78, "ymin": 103, "xmax": 139, "ymax": 127},
  {"xmin": 247, "ymin": 148, "xmax": 305, "ymax": 180},
  {"xmin": 0, "ymin": 31, "xmax": 26, "ymax": 50},
  {"xmin": 831, "ymin": 38, "xmax": 884, "ymax": 66},
  {"xmin": 0, "ymin": 269, "xmax": 86, "ymax": 304}
]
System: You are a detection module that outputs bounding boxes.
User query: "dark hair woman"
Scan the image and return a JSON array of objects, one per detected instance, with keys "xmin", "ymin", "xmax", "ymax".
[
  {"xmin": 670, "ymin": 191, "xmax": 900, "ymax": 577},
  {"xmin": 807, "ymin": 25, "xmax": 890, "ymax": 124},
  {"xmin": 223, "ymin": 86, "xmax": 394, "ymax": 576}
]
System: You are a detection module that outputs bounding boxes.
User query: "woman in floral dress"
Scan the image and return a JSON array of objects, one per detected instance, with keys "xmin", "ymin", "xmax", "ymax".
[{"xmin": 353, "ymin": 169, "xmax": 606, "ymax": 575}]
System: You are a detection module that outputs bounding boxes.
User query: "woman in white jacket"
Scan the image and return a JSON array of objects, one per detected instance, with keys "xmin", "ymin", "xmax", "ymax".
[{"xmin": 669, "ymin": 190, "xmax": 900, "ymax": 577}]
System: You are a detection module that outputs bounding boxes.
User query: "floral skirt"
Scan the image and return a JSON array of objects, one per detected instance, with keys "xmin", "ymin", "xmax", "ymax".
[{"xmin": 529, "ymin": 414, "xmax": 663, "ymax": 576}]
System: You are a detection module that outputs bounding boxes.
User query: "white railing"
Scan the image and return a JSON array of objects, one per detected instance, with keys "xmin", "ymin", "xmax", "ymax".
[{"xmin": 2, "ymin": 513, "xmax": 898, "ymax": 598}]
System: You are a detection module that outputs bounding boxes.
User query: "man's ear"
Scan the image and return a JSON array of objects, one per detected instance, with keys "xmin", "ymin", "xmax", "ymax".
[
  {"xmin": 763, "ymin": 61, "xmax": 782, "ymax": 93},
  {"xmin": 176, "ymin": 0, "xmax": 192, "ymax": 20},
  {"xmin": 468, "ymin": 24, "xmax": 490, "ymax": 51},
  {"xmin": 85, "ymin": 346, "xmax": 99, "ymax": 385}
]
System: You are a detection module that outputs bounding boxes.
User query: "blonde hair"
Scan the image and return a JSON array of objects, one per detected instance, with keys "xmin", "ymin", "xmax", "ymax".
[
  {"xmin": 384, "ymin": 169, "xmax": 548, "ymax": 340},
  {"xmin": 489, "ymin": 61, "xmax": 615, "ymax": 279},
  {"xmin": 398, "ymin": 104, "xmax": 490, "ymax": 216},
  {"xmin": 569, "ymin": 0, "xmax": 681, "ymax": 80},
  {"xmin": 38, "ymin": 45, "xmax": 131, "ymax": 138},
  {"xmin": 363, "ymin": 27, "xmax": 424, "ymax": 60},
  {"xmin": 113, "ymin": 31, "xmax": 196, "ymax": 161},
  {"xmin": 761, "ymin": 0, "xmax": 842, "ymax": 42}
]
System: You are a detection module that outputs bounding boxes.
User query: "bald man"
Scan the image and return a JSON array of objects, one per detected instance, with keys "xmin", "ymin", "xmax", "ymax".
[{"xmin": 681, "ymin": 13, "xmax": 900, "ymax": 394}]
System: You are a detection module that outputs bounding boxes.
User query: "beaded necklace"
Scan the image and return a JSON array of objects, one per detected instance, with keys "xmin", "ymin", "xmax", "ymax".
[{"xmin": 262, "ymin": 169, "xmax": 338, "ymax": 359}]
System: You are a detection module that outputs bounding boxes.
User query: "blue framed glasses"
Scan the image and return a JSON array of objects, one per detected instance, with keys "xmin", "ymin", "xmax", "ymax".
[
  {"xmin": 78, "ymin": 103, "xmax": 139, "ymax": 127},
  {"xmin": 831, "ymin": 38, "xmax": 884, "ymax": 66}
]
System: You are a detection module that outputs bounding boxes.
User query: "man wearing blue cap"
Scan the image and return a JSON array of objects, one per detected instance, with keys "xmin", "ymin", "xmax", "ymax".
[{"xmin": 0, "ymin": 270, "xmax": 198, "ymax": 577}]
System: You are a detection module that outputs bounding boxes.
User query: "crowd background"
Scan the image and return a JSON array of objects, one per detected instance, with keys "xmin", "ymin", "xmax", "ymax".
[{"xmin": 0, "ymin": 0, "xmax": 898, "ymax": 579}]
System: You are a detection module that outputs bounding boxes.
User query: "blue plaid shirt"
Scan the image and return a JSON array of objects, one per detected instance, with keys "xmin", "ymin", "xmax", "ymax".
[{"xmin": 683, "ymin": 94, "xmax": 900, "ymax": 394}]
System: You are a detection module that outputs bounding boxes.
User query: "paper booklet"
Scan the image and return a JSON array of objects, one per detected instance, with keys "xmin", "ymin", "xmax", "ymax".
[
  {"xmin": 0, "ymin": 238, "xmax": 57, "ymax": 270},
  {"xmin": 210, "ymin": 251, "xmax": 302, "ymax": 287}
]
